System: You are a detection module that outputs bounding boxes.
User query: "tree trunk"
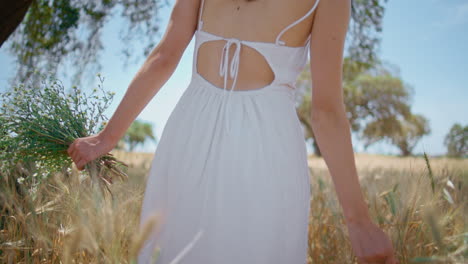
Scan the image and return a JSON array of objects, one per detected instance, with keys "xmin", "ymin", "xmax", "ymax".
[
  {"xmin": 400, "ymin": 148, "xmax": 411, "ymax": 156},
  {"xmin": 397, "ymin": 141, "xmax": 412, "ymax": 156},
  {"xmin": 295, "ymin": 108, "xmax": 322, "ymax": 157},
  {"xmin": 0, "ymin": 0, "xmax": 33, "ymax": 47},
  {"xmin": 129, "ymin": 142, "xmax": 137, "ymax": 152}
]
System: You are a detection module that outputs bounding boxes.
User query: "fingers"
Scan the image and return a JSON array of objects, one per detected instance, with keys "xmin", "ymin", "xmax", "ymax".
[
  {"xmin": 78, "ymin": 156, "xmax": 92, "ymax": 171},
  {"xmin": 67, "ymin": 139, "xmax": 77, "ymax": 159},
  {"xmin": 76, "ymin": 158, "xmax": 86, "ymax": 171},
  {"xmin": 358, "ymin": 254, "xmax": 397, "ymax": 264},
  {"xmin": 67, "ymin": 139, "xmax": 88, "ymax": 170},
  {"xmin": 358, "ymin": 254, "xmax": 393, "ymax": 264},
  {"xmin": 358, "ymin": 253, "xmax": 387, "ymax": 264},
  {"xmin": 67, "ymin": 141, "xmax": 76, "ymax": 162},
  {"xmin": 67, "ymin": 141, "xmax": 73, "ymax": 156},
  {"xmin": 67, "ymin": 141, "xmax": 80, "ymax": 167}
]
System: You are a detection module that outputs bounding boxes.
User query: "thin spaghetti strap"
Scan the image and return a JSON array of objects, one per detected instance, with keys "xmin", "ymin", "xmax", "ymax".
[
  {"xmin": 197, "ymin": 0, "xmax": 206, "ymax": 30},
  {"xmin": 275, "ymin": 0, "xmax": 320, "ymax": 45}
]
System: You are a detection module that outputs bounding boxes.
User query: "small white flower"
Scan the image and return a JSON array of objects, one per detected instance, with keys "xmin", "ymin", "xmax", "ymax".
[{"xmin": 17, "ymin": 177, "xmax": 25, "ymax": 184}]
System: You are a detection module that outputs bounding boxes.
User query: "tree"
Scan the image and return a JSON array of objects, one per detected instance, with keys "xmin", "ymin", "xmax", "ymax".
[
  {"xmin": 395, "ymin": 114, "xmax": 430, "ymax": 156},
  {"xmin": 1, "ymin": 0, "xmax": 167, "ymax": 83},
  {"xmin": 1, "ymin": 0, "xmax": 388, "ymax": 84},
  {"xmin": 295, "ymin": 87, "xmax": 322, "ymax": 156},
  {"xmin": 444, "ymin": 123, "xmax": 468, "ymax": 158},
  {"xmin": 348, "ymin": 67, "xmax": 430, "ymax": 156},
  {"xmin": 121, "ymin": 119, "xmax": 157, "ymax": 152},
  {"xmin": 296, "ymin": 61, "xmax": 430, "ymax": 156},
  {"xmin": 346, "ymin": 69, "xmax": 411, "ymax": 128},
  {"xmin": 362, "ymin": 113, "xmax": 430, "ymax": 156},
  {"xmin": 348, "ymin": 0, "xmax": 389, "ymax": 70}
]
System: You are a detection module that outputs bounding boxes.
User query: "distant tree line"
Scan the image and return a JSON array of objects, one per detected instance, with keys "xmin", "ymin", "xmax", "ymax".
[
  {"xmin": 296, "ymin": 59, "xmax": 430, "ymax": 157},
  {"xmin": 295, "ymin": 60, "xmax": 467, "ymax": 157},
  {"xmin": 2, "ymin": 0, "xmax": 465, "ymax": 157}
]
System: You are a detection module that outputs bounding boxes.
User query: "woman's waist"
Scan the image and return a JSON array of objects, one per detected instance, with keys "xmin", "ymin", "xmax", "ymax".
[{"xmin": 189, "ymin": 71, "xmax": 297, "ymax": 99}]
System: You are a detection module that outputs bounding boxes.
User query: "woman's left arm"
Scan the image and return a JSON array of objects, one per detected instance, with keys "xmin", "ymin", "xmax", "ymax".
[
  {"xmin": 308, "ymin": 0, "xmax": 398, "ymax": 263},
  {"xmin": 68, "ymin": 0, "xmax": 202, "ymax": 170}
]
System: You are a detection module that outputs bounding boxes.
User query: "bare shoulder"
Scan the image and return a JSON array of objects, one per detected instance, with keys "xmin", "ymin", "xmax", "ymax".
[
  {"xmin": 312, "ymin": 0, "xmax": 351, "ymax": 38},
  {"xmin": 309, "ymin": 0, "xmax": 351, "ymax": 67},
  {"xmin": 156, "ymin": 0, "xmax": 202, "ymax": 58}
]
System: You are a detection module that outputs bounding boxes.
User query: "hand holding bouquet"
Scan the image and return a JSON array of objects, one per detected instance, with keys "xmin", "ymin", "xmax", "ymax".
[{"xmin": 0, "ymin": 73, "xmax": 127, "ymax": 194}]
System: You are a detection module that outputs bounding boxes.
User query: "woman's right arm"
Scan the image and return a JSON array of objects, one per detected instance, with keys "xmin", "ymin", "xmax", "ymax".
[
  {"xmin": 68, "ymin": 0, "xmax": 202, "ymax": 170},
  {"xmin": 308, "ymin": 0, "xmax": 397, "ymax": 264},
  {"xmin": 98, "ymin": 0, "xmax": 201, "ymax": 146}
]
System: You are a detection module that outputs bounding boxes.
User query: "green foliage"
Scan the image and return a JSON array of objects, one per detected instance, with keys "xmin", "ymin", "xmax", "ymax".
[
  {"xmin": 6, "ymin": 0, "xmax": 166, "ymax": 83},
  {"xmin": 0, "ymin": 73, "xmax": 127, "ymax": 194},
  {"xmin": 345, "ymin": 72, "xmax": 412, "ymax": 130},
  {"xmin": 296, "ymin": 61, "xmax": 430, "ymax": 156},
  {"xmin": 348, "ymin": 0, "xmax": 389, "ymax": 70},
  {"xmin": 362, "ymin": 113, "xmax": 430, "ymax": 156},
  {"xmin": 3, "ymin": 0, "xmax": 387, "ymax": 83},
  {"xmin": 348, "ymin": 69, "xmax": 431, "ymax": 156},
  {"xmin": 443, "ymin": 123, "xmax": 468, "ymax": 158},
  {"xmin": 120, "ymin": 119, "xmax": 157, "ymax": 152}
]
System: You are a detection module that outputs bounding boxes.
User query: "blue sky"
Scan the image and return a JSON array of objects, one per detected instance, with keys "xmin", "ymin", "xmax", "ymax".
[{"xmin": 1, "ymin": 0, "xmax": 467, "ymax": 156}]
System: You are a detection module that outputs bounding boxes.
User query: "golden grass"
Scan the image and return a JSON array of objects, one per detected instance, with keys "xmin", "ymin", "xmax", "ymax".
[
  {"xmin": 1, "ymin": 151, "xmax": 467, "ymax": 263},
  {"xmin": 306, "ymin": 153, "xmax": 467, "ymax": 264}
]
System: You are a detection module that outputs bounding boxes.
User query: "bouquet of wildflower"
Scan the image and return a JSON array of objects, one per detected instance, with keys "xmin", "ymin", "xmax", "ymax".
[{"xmin": 0, "ymin": 73, "xmax": 127, "ymax": 194}]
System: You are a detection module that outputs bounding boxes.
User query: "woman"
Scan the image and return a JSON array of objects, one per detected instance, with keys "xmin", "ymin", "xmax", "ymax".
[{"xmin": 67, "ymin": 0, "xmax": 397, "ymax": 263}]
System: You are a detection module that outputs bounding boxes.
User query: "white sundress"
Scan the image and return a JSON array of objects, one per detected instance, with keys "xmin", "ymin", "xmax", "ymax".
[{"xmin": 138, "ymin": 0, "xmax": 320, "ymax": 263}]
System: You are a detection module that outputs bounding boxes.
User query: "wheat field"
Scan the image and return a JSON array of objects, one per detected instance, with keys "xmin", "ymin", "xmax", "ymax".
[{"xmin": 0, "ymin": 151, "xmax": 466, "ymax": 263}]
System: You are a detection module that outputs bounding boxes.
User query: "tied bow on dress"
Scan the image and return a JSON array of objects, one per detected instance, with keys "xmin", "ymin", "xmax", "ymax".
[{"xmin": 218, "ymin": 38, "xmax": 242, "ymax": 135}]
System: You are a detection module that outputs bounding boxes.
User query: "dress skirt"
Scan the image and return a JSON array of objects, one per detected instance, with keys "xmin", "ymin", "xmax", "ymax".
[{"xmin": 137, "ymin": 72, "xmax": 312, "ymax": 264}]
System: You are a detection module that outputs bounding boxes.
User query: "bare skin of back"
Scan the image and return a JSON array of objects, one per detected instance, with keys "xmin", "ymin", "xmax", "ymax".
[
  {"xmin": 197, "ymin": 0, "xmax": 319, "ymax": 91},
  {"xmin": 67, "ymin": 0, "xmax": 399, "ymax": 263}
]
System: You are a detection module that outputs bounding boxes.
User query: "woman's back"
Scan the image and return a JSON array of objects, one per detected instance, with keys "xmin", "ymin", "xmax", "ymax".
[
  {"xmin": 196, "ymin": 0, "xmax": 320, "ymax": 91},
  {"xmin": 69, "ymin": 0, "xmax": 397, "ymax": 262},
  {"xmin": 137, "ymin": 3, "xmax": 322, "ymax": 263}
]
